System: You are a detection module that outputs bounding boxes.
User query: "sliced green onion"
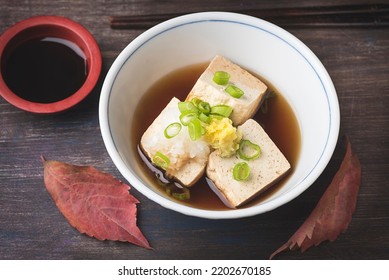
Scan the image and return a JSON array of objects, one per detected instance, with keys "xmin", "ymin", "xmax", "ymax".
[
  {"xmin": 178, "ymin": 101, "xmax": 198, "ymax": 113},
  {"xmin": 165, "ymin": 185, "xmax": 190, "ymax": 200},
  {"xmin": 198, "ymin": 101, "xmax": 211, "ymax": 114},
  {"xmin": 198, "ymin": 112, "xmax": 211, "ymax": 123},
  {"xmin": 233, "ymin": 162, "xmax": 250, "ymax": 181},
  {"xmin": 209, "ymin": 114, "xmax": 224, "ymax": 121},
  {"xmin": 190, "ymin": 97, "xmax": 202, "ymax": 107},
  {"xmin": 179, "ymin": 112, "xmax": 198, "ymax": 126},
  {"xmin": 164, "ymin": 122, "xmax": 182, "ymax": 139},
  {"xmin": 225, "ymin": 85, "xmax": 244, "ymax": 98},
  {"xmin": 201, "ymin": 125, "xmax": 206, "ymax": 135},
  {"xmin": 238, "ymin": 139, "xmax": 261, "ymax": 160},
  {"xmin": 211, "ymin": 104, "xmax": 233, "ymax": 118},
  {"xmin": 189, "ymin": 98, "xmax": 210, "ymax": 114},
  {"xmin": 213, "ymin": 71, "xmax": 230, "ymax": 85},
  {"xmin": 171, "ymin": 187, "xmax": 190, "ymax": 200},
  {"xmin": 165, "ymin": 186, "xmax": 172, "ymax": 196},
  {"xmin": 153, "ymin": 151, "xmax": 170, "ymax": 170},
  {"xmin": 188, "ymin": 118, "xmax": 202, "ymax": 141}
]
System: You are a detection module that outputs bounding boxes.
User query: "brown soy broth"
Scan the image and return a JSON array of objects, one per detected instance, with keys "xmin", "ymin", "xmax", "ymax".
[
  {"xmin": 132, "ymin": 63, "xmax": 300, "ymax": 210},
  {"xmin": 2, "ymin": 37, "xmax": 87, "ymax": 103}
]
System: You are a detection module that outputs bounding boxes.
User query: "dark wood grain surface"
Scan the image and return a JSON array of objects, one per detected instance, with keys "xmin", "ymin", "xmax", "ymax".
[{"xmin": 1, "ymin": 0, "xmax": 388, "ymax": 260}]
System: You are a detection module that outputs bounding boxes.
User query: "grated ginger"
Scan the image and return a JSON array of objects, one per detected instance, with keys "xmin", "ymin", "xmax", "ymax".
[{"xmin": 203, "ymin": 118, "xmax": 242, "ymax": 157}]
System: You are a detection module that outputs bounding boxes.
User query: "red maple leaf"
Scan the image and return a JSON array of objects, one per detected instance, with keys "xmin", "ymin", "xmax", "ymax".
[
  {"xmin": 270, "ymin": 137, "xmax": 361, "ymax": 259},
  {"xmin": 42, "ymin": 157, "xmax": 151, "ymax": 249}
]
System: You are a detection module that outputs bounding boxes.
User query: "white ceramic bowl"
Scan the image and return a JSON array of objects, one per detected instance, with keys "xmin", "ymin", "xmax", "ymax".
[{"xmin": 99, "ymin": 12, "xmax": 340, "ymax": 219}]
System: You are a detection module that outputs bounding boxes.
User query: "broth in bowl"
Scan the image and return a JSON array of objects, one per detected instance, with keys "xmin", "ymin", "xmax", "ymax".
[
  {"xmin": 99, "ymin": 12, "xmax": 339, "ymax": 219},
  {"xmin": 132, "ymin": 63, "xmax": 301, "ymax": 210}
]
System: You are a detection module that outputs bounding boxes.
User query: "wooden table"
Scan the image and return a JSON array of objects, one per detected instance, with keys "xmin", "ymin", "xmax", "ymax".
[{"xmin": 1, "ymin": 0, "xmax": 388, "ymax": 260}]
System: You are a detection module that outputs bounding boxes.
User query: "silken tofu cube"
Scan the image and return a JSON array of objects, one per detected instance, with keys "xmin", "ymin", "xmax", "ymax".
[
  {"xmin": 186, "ymin": 55, "xmax": 268, "ymax": 125},
  {"xmin": 206, "ymin": 119, "xmax": 291, "ymax": 208}
]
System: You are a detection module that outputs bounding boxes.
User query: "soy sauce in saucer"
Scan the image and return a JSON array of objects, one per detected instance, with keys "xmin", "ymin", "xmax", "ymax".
[{"xmin": 2, "ymin": 37, "xmax": 87, "ymax": 103}]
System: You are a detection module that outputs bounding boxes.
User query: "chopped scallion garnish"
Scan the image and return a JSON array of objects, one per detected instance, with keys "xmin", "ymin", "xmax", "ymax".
[
  {"xmin": 210, "ymin": 104, "xmax": 233, "ymax": 118},
  {"xmin": 201, "ymin": 125, "xmax": 206, "ymax": 135},
  {"xmin": 165, "ymin": 186, "xmax": 190, "ymax": 200},
  {"xmin": 238, "ymin": 139, "xmax": 261, "ymax": 160},
  {"xmin": 209, "ymin": 114, "xmax": 224, "ymax": 121},
  {"xmin": 198, "ymin": 112, "xmax": 211, "ymax": 123},
  {"xmin": 198, "ymin": 101, "xmax": 211, "ymax": 114},
  {"xmin": 153, "ymin": 151, "xmax": 170, "ymax": 170},
  {"xmin": 190, "ymin": 97, "xmax": 202, "ymax": 108},
  {"xmin": 213, "ymin": 71, "xmax": 230, "ymax": 85},
  {"xmin": 178, "ymin": 101, "xmax": 198, "ymax": 114},
  {"xmin": 188, "ymin": 118, "xmax": 202, "ymax": 141},
  {"xmin": 171, "ymin": 187, "xmax": 190, "ymax": 200},
  {"xmin": 225, "ymin": 85, "xmax": 244, "ymax": 98},
  {"xmin": 179, "ymin": 112, "xmax": 198, "ymax": 126},
  {"xmin": 164, "ymin": 122, "xmax": 182, "ymax": 139},
  {"xmin": 233, "ymin": 162, "xmax": 250, "ymax": 181}
]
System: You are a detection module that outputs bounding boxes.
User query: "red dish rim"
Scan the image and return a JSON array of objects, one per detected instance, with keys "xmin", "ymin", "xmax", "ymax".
[{"xmin": 0, "ymin": 15, "xmax": 102, "ymax": 114}]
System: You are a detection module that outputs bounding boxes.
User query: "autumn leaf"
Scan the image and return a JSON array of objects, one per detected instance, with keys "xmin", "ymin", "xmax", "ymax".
[
  {"xmin": 41, "ymin": 157, "xmax": 151, "ymax": 249},
  {"xmin": 270, "ymin": 137, "xmax": 361, "ymax": 259}
]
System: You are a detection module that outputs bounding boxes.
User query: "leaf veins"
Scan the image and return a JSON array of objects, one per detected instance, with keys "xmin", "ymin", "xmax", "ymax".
[
  {"xmin": 42, "ymin": 157, "xmax": 151, "ymax": 249},
  {"xmin": 270, "ymin": 137, "xmax": 361, "ymax": 259}
]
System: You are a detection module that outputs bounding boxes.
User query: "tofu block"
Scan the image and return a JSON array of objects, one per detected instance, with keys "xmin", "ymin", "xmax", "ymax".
[
  {"xmin": 186, "ymin": 55, "xmax": 268, "ymax": 125},
  {"xmin": 206, "ymin": 119, "xmax": 291, "ymax": 208},
  {"xmin": 140, "ymin": 97, "xmax": 210, "ymax": 187}
]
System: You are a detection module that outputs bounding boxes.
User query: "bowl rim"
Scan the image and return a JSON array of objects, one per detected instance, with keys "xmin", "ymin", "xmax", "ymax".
[
  {"xmin": 0, "ymin": 15, "xmax": 102, "ymax": 114},
  {"xmin": 99, "ymin": 11, "xmax": 340, "ymax": 219}
]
